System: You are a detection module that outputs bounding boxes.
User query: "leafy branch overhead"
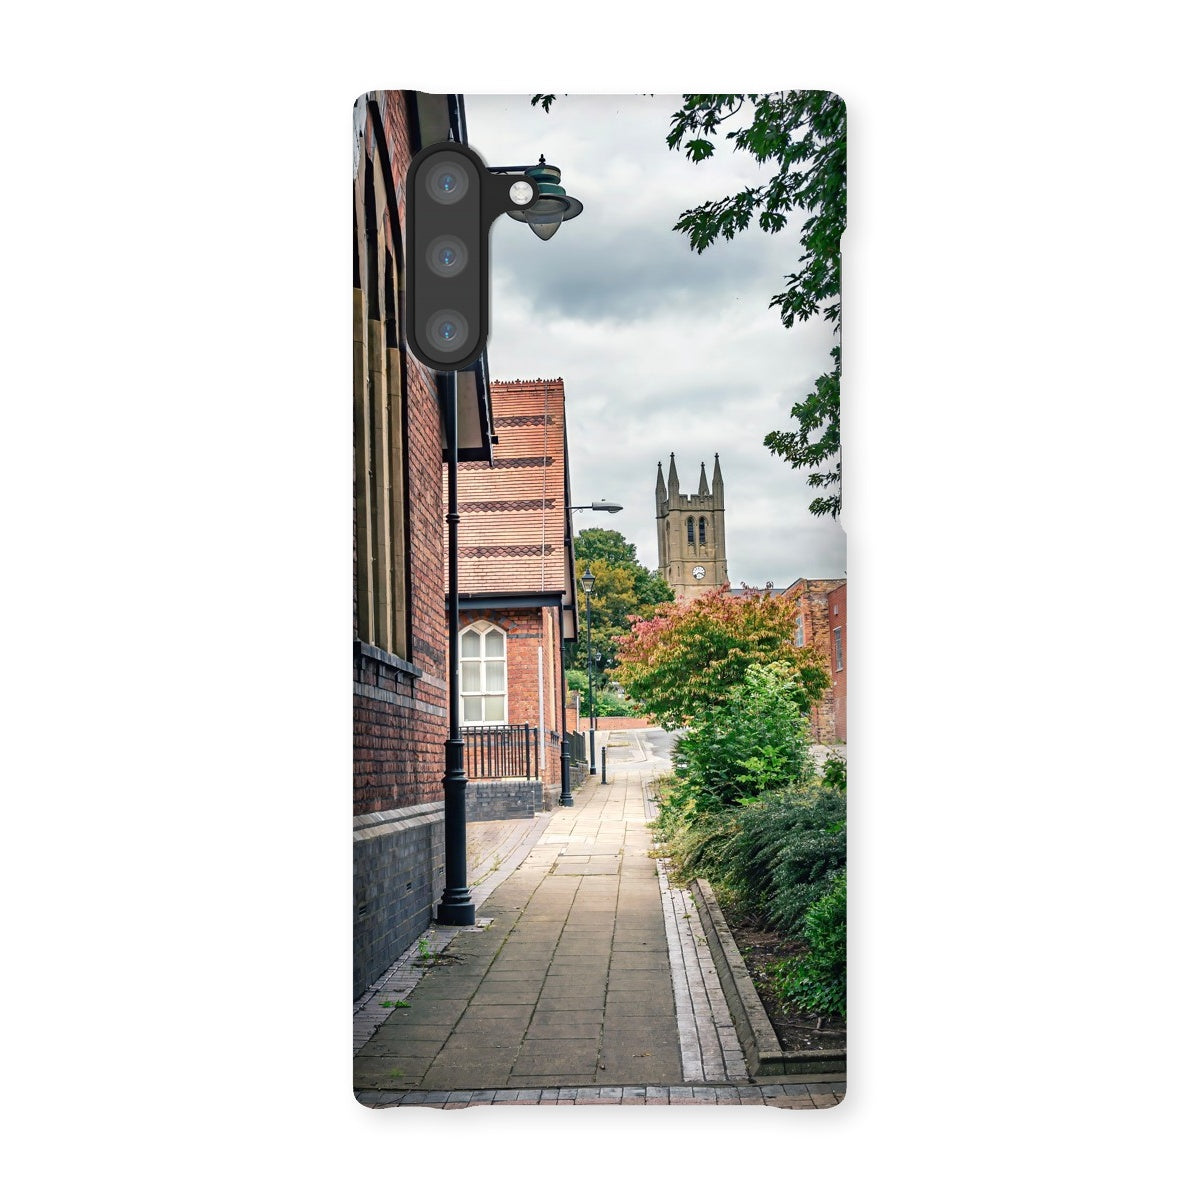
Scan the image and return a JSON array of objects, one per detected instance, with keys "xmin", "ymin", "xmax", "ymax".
[{"xmin": 531, "ymin": 92, "xmax": 846, "ymax": 518}]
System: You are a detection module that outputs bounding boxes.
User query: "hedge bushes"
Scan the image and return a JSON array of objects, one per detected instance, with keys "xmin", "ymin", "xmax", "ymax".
[
  {"xmin": 774, "ymin": 872, "xmax": 846, "ymax": 1017},
  {"xmin": 663, "ymin": 781, "xmax": 845, "ymax": 943},
  {"xmin": 654, "ymin": 667, "xmax": 847, "ymax": 1018}
]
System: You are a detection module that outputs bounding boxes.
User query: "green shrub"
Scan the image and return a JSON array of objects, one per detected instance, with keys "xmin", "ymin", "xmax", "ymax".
[
  {"xmin": 664, "ymin": 781, "xmax": 845, "ymax": 941},
  {"xmin": 775, "ymin": 871, "xmax": 846, "ymax": 1017},
  {"xmin": 592, "ymin": 688, "xmax": 635, "ymax": 717},
  {"xmin": 568, "ymin": 668, "xmax": 636, "ymax": 717},
  {"xmin": 672, "ymin": 662, "xmax": 815, "ymax": 812},
  {"xmin": 821, "ymin": 752, "xmax": 847, "ymax": 791}
]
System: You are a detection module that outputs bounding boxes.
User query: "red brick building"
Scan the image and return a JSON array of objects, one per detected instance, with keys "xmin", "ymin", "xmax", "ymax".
[
  {"xmin": 781, "ymin": 576, "xmax": 848, "ymax": 744},
  {"xmin": 445, "ymin": 378, "xmax": 580, "ymax": 806},
  {"xmin": 352, "ymin": 91, "xmax": 499, "ymax": 999}
]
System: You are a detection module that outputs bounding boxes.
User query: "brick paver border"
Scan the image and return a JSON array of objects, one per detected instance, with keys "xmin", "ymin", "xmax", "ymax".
[{"xmin": 355, "ymin": 1080, "xmax": 845, "ymax": 1107}]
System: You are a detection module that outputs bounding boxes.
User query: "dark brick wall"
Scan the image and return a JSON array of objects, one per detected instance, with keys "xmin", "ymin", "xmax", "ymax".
[
  {"xmin": 465, "ymin": 780, "xmax": 544, "ymax": 821},
  {"xmin": 353, "ymin": 802, "xmax": 445, "ymax": 999}
]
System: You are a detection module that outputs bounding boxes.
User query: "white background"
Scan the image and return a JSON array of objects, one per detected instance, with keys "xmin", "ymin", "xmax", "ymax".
[{"xmin": 4, "ymin": 3, "xmax": 1197, "ymax": 1195}]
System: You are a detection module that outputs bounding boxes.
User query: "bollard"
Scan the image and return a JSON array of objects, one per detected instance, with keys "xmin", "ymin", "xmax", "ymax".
[{"xmin": 601, "ymin": 745, "xmax": 607, "ymax": 784}]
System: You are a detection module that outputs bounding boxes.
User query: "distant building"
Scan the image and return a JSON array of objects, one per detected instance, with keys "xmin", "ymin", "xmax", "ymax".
[
  {"xmin": 781, "ymin": 576, "xmax": 847, "ymax": 744},
  {"xmin": 445, "ymin": 378, "xmax": 580, "ymax": 812},
  {"xmin": 655, "ymin": 452, "xmax": 729, "ymax": 600}
]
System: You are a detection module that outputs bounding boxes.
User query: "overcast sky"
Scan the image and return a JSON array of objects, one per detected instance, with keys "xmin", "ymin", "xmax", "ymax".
[{"xmin": 465, "ymin": 93, "xmax": 846, "ymax": 587}]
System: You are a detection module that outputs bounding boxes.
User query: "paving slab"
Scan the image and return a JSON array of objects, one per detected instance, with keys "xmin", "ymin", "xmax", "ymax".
[{"xmin": 354, "ymin": 732, "xmax": 846, "ymax": 1102}]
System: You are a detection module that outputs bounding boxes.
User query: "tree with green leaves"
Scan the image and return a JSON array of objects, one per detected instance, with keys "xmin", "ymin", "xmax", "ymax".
[
  {"xmin": 569, "ymin": 528, "xmax": 674, "ymax": 682},
  {"xmin": 614, "ymin": 584, "xmax": 829, "ymax": 728},
  {"xmin": 532, "ymin": 92, "xmax": 846, "ymax": 518}
]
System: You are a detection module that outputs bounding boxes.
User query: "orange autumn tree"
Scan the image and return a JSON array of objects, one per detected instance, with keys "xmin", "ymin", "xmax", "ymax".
[{"xmin": 614, "ymin": 584, "xmax": 829, "ymax": 728}]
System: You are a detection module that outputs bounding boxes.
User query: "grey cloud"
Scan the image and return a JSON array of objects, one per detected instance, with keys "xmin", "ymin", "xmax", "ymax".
[{"xmin": 467, "ymin": 93, "xmax": 846, "ymax": 588}]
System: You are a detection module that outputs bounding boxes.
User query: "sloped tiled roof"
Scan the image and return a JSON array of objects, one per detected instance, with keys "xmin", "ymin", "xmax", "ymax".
[{"xmin": 444, "ymin": 378, "xmax": 571, "ymax": 597}]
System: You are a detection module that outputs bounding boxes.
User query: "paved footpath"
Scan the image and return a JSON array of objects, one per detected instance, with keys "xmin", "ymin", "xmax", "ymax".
[{"xmin": 354, "ymin": 729, "xmax": 846, "ymax": 1109}]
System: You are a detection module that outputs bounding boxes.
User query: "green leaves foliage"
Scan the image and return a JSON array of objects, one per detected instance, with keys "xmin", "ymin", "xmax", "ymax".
[
  {"xmin": 665, "ymin": 92, "xmax": 846, "ymax": 520},
  {"xmin": 615, "ymin": 584, "xmax": 829, "ymax": 729},
  {"xmin": 569, "ymin": 529, "xmax": 674, "ymax": 682},
  {"xmin": 666, "ymin": 92, "xmax": 846, "ymax": 336},
  {"xmin": 662, "ymin": 782, "xmax": 846, "ymax": 944},
  {"xmin": 672, "ymin": 662, "xmax": 815, "ymax": 810},
  {"xmin": 820, "ymin": 751, "xmax": 847, "ymax": 791},
  {"xmin": 532, "ymin": 92, "xmax": 846, "ymax": 520},
  {"xmin": 775, "ymin": 872, "xmax": 847, "ymax": 1018}
]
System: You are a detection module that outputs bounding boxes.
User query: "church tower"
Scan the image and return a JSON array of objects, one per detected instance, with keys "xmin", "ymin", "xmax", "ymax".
[{"xmin": 656, "ymin": 453, "xmax": 729, "ymax": 600}]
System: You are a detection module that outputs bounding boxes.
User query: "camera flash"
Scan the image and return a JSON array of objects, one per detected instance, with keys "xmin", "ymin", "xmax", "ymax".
[{"xmin": 509, "ymin": 180, "xmax": 535, "ymax": 206}]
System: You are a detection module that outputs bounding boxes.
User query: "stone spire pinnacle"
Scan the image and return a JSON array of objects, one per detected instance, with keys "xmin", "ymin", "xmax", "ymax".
[
  {"xmin": 667, "ymin": 451, "xmax": 679, "ymax": 500},
  {"xmin": 712, "ymin": 452, "xmax": 723, "ymax": 501},
  {"xmin": 698, "ymin": 460, "xmax": 710, "ymax": 497},
  {"xmin": 655, "ymin": 459, "xmax": 666, "ymax": 501}
]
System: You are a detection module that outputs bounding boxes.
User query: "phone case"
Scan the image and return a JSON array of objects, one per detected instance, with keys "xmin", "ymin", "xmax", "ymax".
[{"xmin": 353, "ymin": 91, "xmax": 846, "ymax": 1109}]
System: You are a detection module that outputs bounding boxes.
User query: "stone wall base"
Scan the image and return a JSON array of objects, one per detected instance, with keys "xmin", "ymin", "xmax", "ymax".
[
  {"xmin": 465, "ymin": 779, "xmax": 545, "ymax": 820},
  {"xmin": 353, "ymin": 801, "xmax": 445, "ymax": 1000}
]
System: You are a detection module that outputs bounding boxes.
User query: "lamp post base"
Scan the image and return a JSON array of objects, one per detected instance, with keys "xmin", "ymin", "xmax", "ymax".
[{"xmin": 436, "ymin": 892, "xmax": 476, "ymax": 926}]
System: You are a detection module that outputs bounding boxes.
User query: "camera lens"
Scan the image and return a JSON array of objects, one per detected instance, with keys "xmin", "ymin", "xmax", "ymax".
[
  {"xmin": 426, "ymin": 236, "xmax": 468, "ymax": 278},
  {"xmin": 424, "ymin": 159, "xmax": 470, "ymax": 205},
  {"xmin": 425, "ymin": 309, "xmax": 470, "ymax": 356}
]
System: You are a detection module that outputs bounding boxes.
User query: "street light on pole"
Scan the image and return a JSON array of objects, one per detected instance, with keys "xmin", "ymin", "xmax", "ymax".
[
  {"xmin": 437, "ymin": 149, "xmax": 584, "ymax": 922},
  {"xmin": 581, "ymin": 566, "xmax": 597, "ymax": 775},
  {"xmin": 571, "ymin": 500, "xmax": 623, "ymax": 514},
  {"xmin": 492, "ymin": 156, "xmax": 583, "ymax": 241}
]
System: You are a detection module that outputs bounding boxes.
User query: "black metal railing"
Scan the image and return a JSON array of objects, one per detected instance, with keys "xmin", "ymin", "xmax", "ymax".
[
  {"xmin": 566, "ymin": 730, "xmax": 588, "ymax": 784},
  {"xmin": 463, "ymin": 724, "xmax": 538, "ymax": 780}
]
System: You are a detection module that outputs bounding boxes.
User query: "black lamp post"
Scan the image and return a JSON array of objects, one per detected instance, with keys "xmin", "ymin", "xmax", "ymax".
[
  {"xmin": 435, "ymin": 149, "xmax": 583, "ymax": 921},
  {"xmin": 581, "ymin": 566, "xmax": 597, "ymax": 775},
  {"xmin": 437, "ymin": 371, "xmax": 474, "ymax": 926}
]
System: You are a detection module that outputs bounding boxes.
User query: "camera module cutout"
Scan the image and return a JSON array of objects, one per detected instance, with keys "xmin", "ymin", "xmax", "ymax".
[{"xmin": 405, "ymin": 142, "xmax": 542, "ymax": 371}]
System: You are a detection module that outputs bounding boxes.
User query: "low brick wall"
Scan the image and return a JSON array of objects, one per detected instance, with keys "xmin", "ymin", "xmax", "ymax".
[
  {"xmin": 353, "ymin": 801, "xmax": 446, "ymax": 1000},
  {"xmin": 465, "ymin": 779, "xmax": 545, "ymax": 820},
  {"xmin": 565, "ymin": 713, "xmax": 655, "ymax": 733}
]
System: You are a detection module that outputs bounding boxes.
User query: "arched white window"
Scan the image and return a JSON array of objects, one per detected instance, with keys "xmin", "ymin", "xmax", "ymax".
[{"xmin": 460, "ymin": 622, "xmax": 507, "ymax": 724}]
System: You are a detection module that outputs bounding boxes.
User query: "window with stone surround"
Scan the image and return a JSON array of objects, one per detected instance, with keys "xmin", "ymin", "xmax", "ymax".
[
  {"xmin": 461, "ymin": 622, "xmax": 507, "ymax": 723},
  {"xmin": 699, "ymin": 516, "xmax": 707, "ymax": 545},
  {"xmin": 833, "ymin": 626, "xmax": 844, "ymax": 672}
]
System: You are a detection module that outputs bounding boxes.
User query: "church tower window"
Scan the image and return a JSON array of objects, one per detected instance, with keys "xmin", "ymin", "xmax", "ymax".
[
  {"xmin": 699, "ymin": 517, "xmax": 707, "ymax": 546},
  {"xmin": 687, "ymin": 517, "xmax": 695, "ymax": 546}
]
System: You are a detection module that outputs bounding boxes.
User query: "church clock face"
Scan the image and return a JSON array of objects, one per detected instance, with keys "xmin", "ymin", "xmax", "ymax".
[{"xmin": 692, "ymin": 565, "xmax": 706, "ymax": 580}]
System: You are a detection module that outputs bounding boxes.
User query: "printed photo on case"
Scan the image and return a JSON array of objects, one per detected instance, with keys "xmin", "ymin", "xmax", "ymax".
[{"xmin": 353, "ymin": 91, "xmax": 846, "ymax": 1109}]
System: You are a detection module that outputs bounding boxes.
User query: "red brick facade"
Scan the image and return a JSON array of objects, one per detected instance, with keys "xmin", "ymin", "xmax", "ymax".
[
  {"xmin": 353, "ymin": 91, "xmax": 470, "ymax": 997},
  {"xmin": 781, "ymin": 576, "xmax": 847, "ymax": 744},
  {"xmin": 353, "ymin": 90, "xmax": 449, "ymax": 816},
  {"xmin": 565, "ymin": 713, "xmax": 654, "ymax": 733},
  {"xmin": 456, "ymin": 606, "xmax": 566, "ymax": 787},
  {"xmin": 446, "ymin": 379, "xmax": 579, "ymax": 794},
  {"xmin": 827, "ymin": 582, "xmax": 847, "ymax": 743}
]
